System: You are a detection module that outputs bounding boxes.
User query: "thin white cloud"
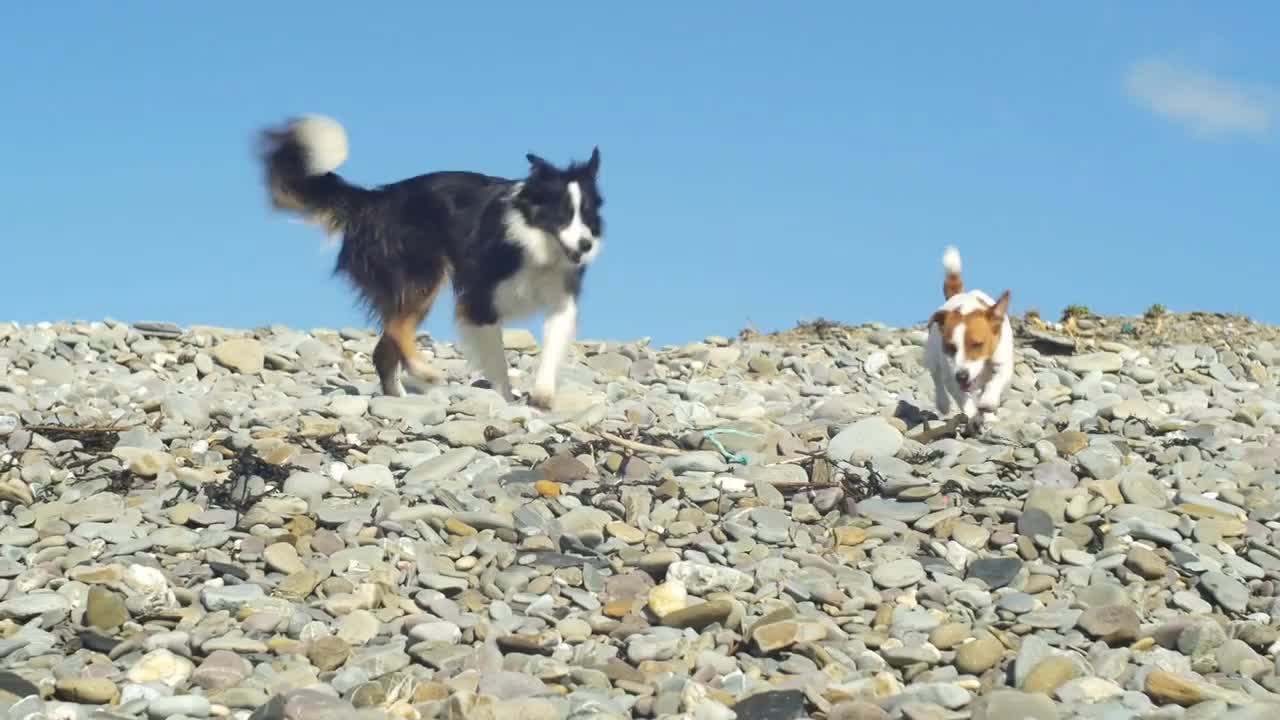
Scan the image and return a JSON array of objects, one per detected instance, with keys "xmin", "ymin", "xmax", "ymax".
[{"xmin": 1125, "ymin": 58, "xmax": 1275, "ymax": 138}]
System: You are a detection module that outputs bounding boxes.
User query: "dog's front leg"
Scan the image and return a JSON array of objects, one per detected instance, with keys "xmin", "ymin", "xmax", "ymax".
[
  {"xmin": 928, "ymin": 363, "xmax": 952, "ymax": 417},
  {"xmin": 977, "ymin": 363, "xmax": 1012, "ymax": 416},
  {"xmin": 959, "ymin": 391, "xmax": 984, "ymax": 434},
  {"xmin": 372, "ymin": 334, "xmax": 405, "ymax": 397},
  {"xmin": 531, "ymin": 298, "xmax": 577, "ymax": 410},
  {"xmin": 459, "ymin": 321, "xmax": 512, "ymax": 402}
]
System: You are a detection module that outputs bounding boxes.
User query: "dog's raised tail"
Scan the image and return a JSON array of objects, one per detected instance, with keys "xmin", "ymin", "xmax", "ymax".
[
  {"xmin": 942, "ymin": 246, "xmax": 963, "ymax": 299},
  {"xmin": 257, "ymin": 114, "xmax": 366, "ymax": 239}
]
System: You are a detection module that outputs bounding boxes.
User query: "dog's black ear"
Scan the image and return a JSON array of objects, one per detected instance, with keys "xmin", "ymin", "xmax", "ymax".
[
  {"xmin": 586, "ymin": 147, "xmax": 601, "ymax": 176},
  {"xmin": 526, "ymin": 153, "xmax": 556, "ymax": 177}
]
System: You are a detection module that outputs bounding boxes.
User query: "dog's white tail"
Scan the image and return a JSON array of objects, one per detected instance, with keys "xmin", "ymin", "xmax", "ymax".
[
  {"xmin": 258, "ymin": 113, "xmax": 365, "ymax": 246},
  {"xmin": 289, "ymin": 114, "xmax": 350, "ymax": 176},
  {"xmin": 942, "ymin": 246, "xmax": 964, "ymax": 299},
  {"xmin": 942, "ymin": 246, "xmax": 962, "ymax": 275}
]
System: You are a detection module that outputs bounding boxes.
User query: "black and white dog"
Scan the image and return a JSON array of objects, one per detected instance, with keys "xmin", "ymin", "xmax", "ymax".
[{"xmin": 256, "ymin": 115, "xmax": 604, "ymax": 408}]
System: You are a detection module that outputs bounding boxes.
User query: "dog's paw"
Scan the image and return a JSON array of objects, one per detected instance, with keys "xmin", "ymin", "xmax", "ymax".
[
  {"xmin": 406, "ymin": 359, "xmax": 446, "ymax": 384},
  {"xmin": 977, "ymin": 398, "xmax": 1000, "ymax": 414},
  {"xmin": 529, "ymin": 384, "xmax": 555, "ymax": 410},
  {"xmin": 963, "ymin": 411, "xmax": 987, "ymax": 436},
  {"xmin": 933, "ymin": 387, "xmax": 951, "ymax": 412},
  {"xmin": 381, "ymin": 379, "xmax": 407, "ymax": 398}
]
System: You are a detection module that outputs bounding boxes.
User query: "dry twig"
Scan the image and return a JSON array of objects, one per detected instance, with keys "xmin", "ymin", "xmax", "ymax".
[
  {"xmin": 26, "ymin": 423, "xmax": 133, "ymax": 435},
  {"xmin": 595, "ymin": 429, "xmax": 828, "ymax": 474},
  {"xmin": 907, "ymin": 416, "xmax": 966, "ymax": 444},
  {"xmin": 765, "ymin": 451, "xmax": 826, "ymax": 467},
  {"xmin": 593, "ymin": 430, "xmax": 685, "ymax": 457}
]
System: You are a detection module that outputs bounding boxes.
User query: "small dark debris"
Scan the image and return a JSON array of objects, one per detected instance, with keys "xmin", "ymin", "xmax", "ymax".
[
  {"xmin": 311, "ymin": 433, "xmax": 358, "ymax": 460},
  {"xmin": 27, "ymin": 424, "xmax": 122, "ymax": 454},
  {"xmin": 105, "ymin": 467, "xmax": 136, "ymax": 496},
  {"xmin": 939, "ymin": 478, "xmax": 1021, "ymax": 503},
  {"xmin": 842, "ymin": 465, "xmax": 885, "ymax": 505},
  {"xmin": 901, "ymin": 448, "xmax": 945, "ymax": 465},
  {"xmin": 205, "ymin": 445, "xmax": 291, "ymax": 520}
]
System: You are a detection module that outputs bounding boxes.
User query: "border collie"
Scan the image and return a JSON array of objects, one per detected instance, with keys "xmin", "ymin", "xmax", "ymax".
[
  {"xmin": 924, "ymin": 246, "xmax": 1014, "ymax": 433},
  {"xmin": 256, "ymin": 114, "xmax": 604, "ymax": 408}
]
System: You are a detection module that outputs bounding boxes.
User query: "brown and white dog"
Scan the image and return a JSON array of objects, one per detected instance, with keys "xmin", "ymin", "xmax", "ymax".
[{"xmin": 924, "ymin": 247, "xmax": 1013, "ymax": 433}]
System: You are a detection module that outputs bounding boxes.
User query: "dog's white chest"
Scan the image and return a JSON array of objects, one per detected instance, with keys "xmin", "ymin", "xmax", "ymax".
[{"xmin": 493, "ymin": 264, "xmax": 572, "ymax": 320}]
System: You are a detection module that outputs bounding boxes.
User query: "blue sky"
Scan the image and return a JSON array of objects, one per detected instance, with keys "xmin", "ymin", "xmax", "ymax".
[{"xmin": 3, "ymin": 3, "xmax": 1277, "ymax": 345}]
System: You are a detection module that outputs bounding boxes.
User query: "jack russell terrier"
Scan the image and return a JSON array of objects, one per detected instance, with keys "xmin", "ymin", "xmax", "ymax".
[{"xmin": 924, "ymin": 246, "xmax": 1013, "ymax": 433}]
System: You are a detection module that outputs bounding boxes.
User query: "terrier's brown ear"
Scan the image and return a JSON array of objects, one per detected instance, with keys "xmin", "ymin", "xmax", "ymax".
[{"xmin": 989, "ymin": 290, "xmax": 1011, "ymax": 325}]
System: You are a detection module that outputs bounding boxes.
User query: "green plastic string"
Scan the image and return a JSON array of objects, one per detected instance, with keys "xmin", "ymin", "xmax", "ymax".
[{"xmin": 702, "ymin": 428, "xmax": 762, "ymax": 465}]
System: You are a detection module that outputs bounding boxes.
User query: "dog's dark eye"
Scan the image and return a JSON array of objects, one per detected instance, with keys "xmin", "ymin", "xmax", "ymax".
[{"xmin": 944, "ymin": 343, "xmax": 957, "ymax": 354}]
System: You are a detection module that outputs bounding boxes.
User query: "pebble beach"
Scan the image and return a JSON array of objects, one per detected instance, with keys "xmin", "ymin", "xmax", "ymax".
[{"xmin": 2, "ymin": 310, "xmax": 1280, "ymax": 720}]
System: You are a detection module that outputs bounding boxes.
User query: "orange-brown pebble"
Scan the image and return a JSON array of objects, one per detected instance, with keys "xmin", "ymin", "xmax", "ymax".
[{"xmin": 445, "ymin": 518, "xmax": 477, "ymax": 536}]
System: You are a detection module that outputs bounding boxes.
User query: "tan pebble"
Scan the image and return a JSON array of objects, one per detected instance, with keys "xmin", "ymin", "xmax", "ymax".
[
  {"xmin": 928, "ymin": 622, "xmax": 972, "ymax": 651},
  {"xmin": 54, "ymin": 677, "xmax": 119, "ymax": 704},
  {"xmin": 307, "ymin": 635, "xmax": 351, "ymax": 671},
  {"xmin": 1143, "ymin": 669, "xmax": 1210, "ymax": 706},
  {"xmin": 955, "ymin": 631, "xmax": 1004, "ymax": 674},
  {"xmin": 414, "ymin": 681, "xmax": 450, "ymax": 702},
  {"xmin": 168, "ymin": 502, "xmax": 203, "ymax": 525},
  {"xmin": 833, "ymin": 526, "xmax": 867, "ymax": 546},
  {"xmin": 648, "ymin": 580, "xmax": 688, "ymax": 618},
  {"xmin": 264, "ymin": 444, "xmax": 300, "ymax": 466},
  {"xmin": 752, "ymin": 619, "xmax": 827, "ymax": 653},
  {"xmin": 1023, "ymin": 656, "xmax": 1081, "ymax": 695},
  {"xmin": 1130, "ymin": 637, "xmax": 1156, "ymax": 651},
  {"xmin": 286, "ymin": 515, "xmax": 316, "ymax": 537},
  {"xmin": 605, "ymin": 521, "xmax": 646, "ymax": 544},
  {"xmin": 873, "ymin": 604, "xmax": 893, "ymax": 629},
  {"xmin": 445, "ymin": 518, "xmax": 477, "ymax": 537},
  {"xmin": 603, "ymin": 599, "xmax": 634, "ymax": 619}
]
